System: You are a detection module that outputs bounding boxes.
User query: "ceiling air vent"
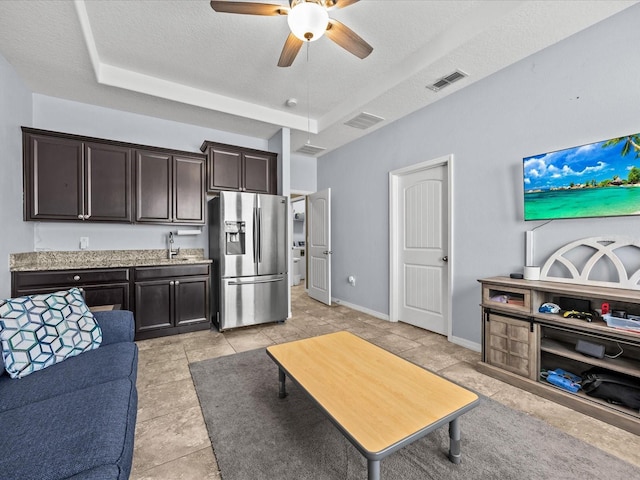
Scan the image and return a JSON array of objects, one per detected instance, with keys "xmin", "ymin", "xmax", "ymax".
[
  {"xmin": 296, "ymin": 143, "xmax": 326, "ymax": 156},
  {"xmin": 344, "ymin": 112, "xmax": 385, "ymax": 130},
  {"xmin": 426, "ymin": 70, "xmax": 468, "ymax": 92}
]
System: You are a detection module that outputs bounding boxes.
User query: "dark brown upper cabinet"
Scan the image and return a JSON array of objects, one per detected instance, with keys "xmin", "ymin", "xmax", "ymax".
[
  {"xmin": 135, "ymin": 150, "xmax": 205, "ymax": 225},
  {"xmin": 85, "ymin": 142, "xmax": 132, "ymax": 222},
  {"xmin": 22, "ymin": 128, "xmax": 132, "ymax": 222},
  {"xmin": 200, "ymin": 141, "xmax": 277, "ymax": 195},
  {"xmin": 22, "ymin": 127, "xmax": 205, "ymax": 226}
]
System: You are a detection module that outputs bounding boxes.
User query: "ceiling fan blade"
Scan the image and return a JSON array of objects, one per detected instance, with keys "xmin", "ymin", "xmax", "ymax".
[
  {"xmin": 325, "ymin": 19, "xmax": 373, "ymax": 59},
  {"xmin": 210, "ymin": 1, "xmax": 287, "ymax": 16},
  {"xmin": 325, "ymin": 0, "xmax": 360, "ymax": 9},
  {"xmin": 278, "ymin": 33, "xmax": 303, "ymax": 67}
]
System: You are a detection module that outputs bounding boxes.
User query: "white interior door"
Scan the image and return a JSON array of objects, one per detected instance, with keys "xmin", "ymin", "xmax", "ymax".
[
  {"xmin": 393, "ymin": 162, "xmax": 449, "ymax": 335},
  {"xmin": 307, "ymin": 188, "xmax": 331, "ymax": 305}
]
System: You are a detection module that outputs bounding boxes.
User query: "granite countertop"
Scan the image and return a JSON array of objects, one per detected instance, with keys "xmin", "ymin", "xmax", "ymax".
[{"xmin": 9, "ymin": 249, "xmax": 212, "ymax": 272}]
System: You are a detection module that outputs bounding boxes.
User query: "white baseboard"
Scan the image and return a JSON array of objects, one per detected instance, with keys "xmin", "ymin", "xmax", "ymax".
[
  {"xmin": 332, "ymin": 297, "xmax": 390, "ymax": 321},
  {"xmin": 331, "ymin": 298, "xmax": 481, "ymax": 352},
  {"xmin": 448, "ymin": 335, "xmax": 481, "ymax": 352}
]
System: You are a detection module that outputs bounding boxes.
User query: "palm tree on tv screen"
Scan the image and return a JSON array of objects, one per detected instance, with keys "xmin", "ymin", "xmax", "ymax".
[{"xmin": 602, "ymin": 134, "xmax": 640, "ymax": 158}]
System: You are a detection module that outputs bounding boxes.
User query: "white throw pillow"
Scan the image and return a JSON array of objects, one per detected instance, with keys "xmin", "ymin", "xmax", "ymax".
[{"xmin": 0, "ymin": 288, "xmax": 102, "ymax": 379}]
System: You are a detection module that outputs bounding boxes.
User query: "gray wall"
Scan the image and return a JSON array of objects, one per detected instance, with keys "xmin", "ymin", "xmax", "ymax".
[
  {"xmin": 1, "ymin": 53, "xmax": 33, "ymax": 298},
  {"xmin": 317, "ymin": 5, "xmax": 640, "ymax": 346},
  {"xmin": 290, "ymin": 154, "xmax": 317, "ymax": 193}
]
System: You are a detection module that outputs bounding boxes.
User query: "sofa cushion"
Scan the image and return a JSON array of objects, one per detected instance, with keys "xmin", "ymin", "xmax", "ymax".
[
  {"xmin": 0, "ymin": 378, "xmax": 137, "ymax": 480},
  {"xmin": 0, "ymin": 288, "xmax": 102, "ymax": 378},
  {"xmin": 93, "ymin": 310, "xmax": 135, "ymax": 345},
  {"xmin": 0, "ymin": 341, "xmax": 138, "ymax": 413}
]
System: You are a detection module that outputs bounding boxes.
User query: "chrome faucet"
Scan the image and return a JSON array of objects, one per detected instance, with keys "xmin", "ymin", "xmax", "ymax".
[{"xmin": 168, "ymin": 232, "xmax": 180, "ymax": 260}]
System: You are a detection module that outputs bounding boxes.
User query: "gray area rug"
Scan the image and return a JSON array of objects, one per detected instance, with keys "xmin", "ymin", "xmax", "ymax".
[{"xmin": 190, "ymin": 348, "xmax": 639, "ymax": 480}]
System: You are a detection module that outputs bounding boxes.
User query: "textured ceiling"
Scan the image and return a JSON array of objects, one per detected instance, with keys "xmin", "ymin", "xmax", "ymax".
[{"xmin": 0, "ymin": 0, "xmax": 637, "ymax": 156}]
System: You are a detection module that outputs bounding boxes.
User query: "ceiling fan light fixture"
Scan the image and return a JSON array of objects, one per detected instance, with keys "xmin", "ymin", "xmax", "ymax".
[{"xmin": 287, "ymin": 1, "xmax": 329, "ymax": 42}]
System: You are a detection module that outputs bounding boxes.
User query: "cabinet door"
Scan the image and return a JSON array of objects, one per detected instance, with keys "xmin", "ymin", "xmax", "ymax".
[
  {"xmin": 174, "ymin": 155, "xmax": 205, "ymax": 224},
  {"xmin": 134, "ymin": 279, "xmax": 173, "ymax": 332},
  {"xmin": 82, "ymin": 283, "xmax": 130, "ymax": 310},
  {"xmin": 174, "ymin": 276, "xmax": 210, "ymax": 327},
  {"xmin": 243, "ymin": 152, "xmax": 276, "ymax": 194},
  {"xmin": 25, "ymin": 134, "xmax": 83, "ymax": 221},
  {"xmin": 485, "ymin": 311, "xmax": 537, "ymax": 379},
  {"xmin": 85, "ymin": 142, "xmax": 132, "ymax": 222},
  {"xmin": 207, "ymin": 146, "xmax": 242, "ymax": 192},
  {"xmin": 135, "ymin": 150, "xmax": 173, "ymax": 223}
]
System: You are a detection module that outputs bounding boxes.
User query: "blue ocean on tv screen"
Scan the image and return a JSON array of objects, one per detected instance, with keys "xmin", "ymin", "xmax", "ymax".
[
  {"xmin": 523, "ymin": 134, "xmax": 640, "ymax": 220},
  {"xmin": 525, "ymin": 187, "xmax": 640, "ymax": 220}
]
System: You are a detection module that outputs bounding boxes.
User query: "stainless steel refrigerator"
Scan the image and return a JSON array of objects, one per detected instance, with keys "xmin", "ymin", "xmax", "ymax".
[{"xmin": 209, "ymin": 192, "xmax": 288, "ymax": 331}]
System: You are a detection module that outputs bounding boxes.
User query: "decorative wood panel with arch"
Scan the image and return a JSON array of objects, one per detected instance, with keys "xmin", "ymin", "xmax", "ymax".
[{"xmin": 540, "ymin": 236, "xmax": 640, "ymax": 290}]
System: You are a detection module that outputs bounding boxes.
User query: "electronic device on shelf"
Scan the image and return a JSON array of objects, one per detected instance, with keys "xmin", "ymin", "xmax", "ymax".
[
  {"xmin": 541, "ymin": 369, "xmax": 581, "ymax": 393},
  {"xmin": 559, "ymin": 296, "xmax": 591, "ymax": 313},
  {"xmin": 575, "ymin": 340, "xmax": 606, "ymax": 359},
  {"xmin": 563, "ymin": 310, "xmax": 593, "ymax": 321},
  {"xmin": 539, "ymin": 302, "xmax": 560, "ymax": 314}
]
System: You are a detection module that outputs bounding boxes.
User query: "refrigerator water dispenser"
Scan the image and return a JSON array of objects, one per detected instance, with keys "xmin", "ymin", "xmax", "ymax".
[{"xmin": 224, "ymin": 221, "xmax": 246, "ymax": 255}]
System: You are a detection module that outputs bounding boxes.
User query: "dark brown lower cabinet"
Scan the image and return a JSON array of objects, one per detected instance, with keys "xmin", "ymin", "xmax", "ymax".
[
  {"xmin": 134, "ymin": 264, "xmax": 210, "ymax": 340},
  {"xmin": 11, "ymin": 264, "xmax": 211, "ymax": 341}
]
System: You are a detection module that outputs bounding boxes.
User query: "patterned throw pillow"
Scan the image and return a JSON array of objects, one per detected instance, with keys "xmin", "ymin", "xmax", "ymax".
[{"xmin": 0, "ymin": 288, "xmax": 102, "ymax": 379}]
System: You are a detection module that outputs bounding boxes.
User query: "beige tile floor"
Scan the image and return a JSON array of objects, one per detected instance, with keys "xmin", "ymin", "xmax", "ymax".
[{"xmin": 130, "ymin": 286, "xmax": 640, "ymax": 479}]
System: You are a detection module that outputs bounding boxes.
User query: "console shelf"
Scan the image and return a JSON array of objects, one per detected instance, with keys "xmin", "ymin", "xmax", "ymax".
[
  {"xmin": 540, "ymin": 337, "xmax": 640, "ymax": 377},
  {"xmin": 479, "ymin": 276, "xmax": 640, "ymax": 435}
]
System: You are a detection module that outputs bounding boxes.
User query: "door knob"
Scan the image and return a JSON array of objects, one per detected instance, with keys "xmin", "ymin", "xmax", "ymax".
[
  {"xmin": 442, "ymin": 256, "xmax": 448, "ymax": 262},
  {"xmin": 323, "ymin": 250, "xmax": 333, "ymax": 255}
]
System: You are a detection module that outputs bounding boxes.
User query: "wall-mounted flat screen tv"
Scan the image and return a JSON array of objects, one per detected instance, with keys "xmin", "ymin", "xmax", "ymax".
[{"xmin": 523, "ymin": 133, "xmax": 640, "ymax": 221}]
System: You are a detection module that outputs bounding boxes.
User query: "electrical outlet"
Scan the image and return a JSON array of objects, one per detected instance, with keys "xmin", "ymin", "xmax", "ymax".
[{"xmin": 80, "ymin": 237, "xmax": 89, "ymax": 250}]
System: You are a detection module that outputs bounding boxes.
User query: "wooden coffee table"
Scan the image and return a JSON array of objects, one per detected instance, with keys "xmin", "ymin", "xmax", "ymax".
[{"xmin": 266, "ymin": 331, "xmax": 479, "ymax": 480}]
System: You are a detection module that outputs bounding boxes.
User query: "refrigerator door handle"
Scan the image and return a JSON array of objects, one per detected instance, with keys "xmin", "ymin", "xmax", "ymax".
[
  {"xmin": 253, "ymin": 207, "xmax": 258, "ymax": 263},
  {"xmin": 228, "ymin": 278, "xmax": 283, "ymax": 286},
  {"xmin": 257, "ymin": 207, "xmax": 262, "ymax": 263}
]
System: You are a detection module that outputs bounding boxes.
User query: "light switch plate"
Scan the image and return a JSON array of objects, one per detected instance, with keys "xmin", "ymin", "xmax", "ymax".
[{"xmin": 80, "ymin": 237, "xmax": 89, "ymax": 250}]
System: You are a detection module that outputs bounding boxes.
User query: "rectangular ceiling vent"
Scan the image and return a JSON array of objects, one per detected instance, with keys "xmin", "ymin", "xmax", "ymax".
[
  {"xmin": 296, "ymin": 143, "xmax": 327, "ymax": 156},
  {"xmin": 344, "ymin": 112, "xmax": 385, "ymax": 130},
  {"xmin": 426, "ymin": 70, "xmax": 468, "ymax": 92}
]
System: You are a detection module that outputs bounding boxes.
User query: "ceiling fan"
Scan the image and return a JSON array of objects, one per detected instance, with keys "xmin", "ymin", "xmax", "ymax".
[{"xmin": 209, "ymin": 0, "xmax": 373, "ymax": 67}]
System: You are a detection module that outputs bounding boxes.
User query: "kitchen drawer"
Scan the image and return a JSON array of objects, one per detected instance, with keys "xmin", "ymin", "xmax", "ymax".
[
  {"xmin": 134, "ymin": 264, "xmax": 210, "ymax": 280},
  {"xmin": 13, "ymin": 268, "xmax": 130, "ymax": 289},
  {"xmin": 13, "ymin": 283, "xmax": 130, "ymax": 311}
]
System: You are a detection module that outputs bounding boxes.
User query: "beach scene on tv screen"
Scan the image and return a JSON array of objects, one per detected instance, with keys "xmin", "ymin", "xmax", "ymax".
[{"xmin": 524, "ymin": 133, "xmax": 640, "ymax": 220}]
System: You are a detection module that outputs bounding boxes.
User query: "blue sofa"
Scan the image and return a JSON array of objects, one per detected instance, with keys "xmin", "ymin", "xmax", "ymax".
[{"xmin": 0, "ymin": 310, "xmax": 138, "ymax": 480}]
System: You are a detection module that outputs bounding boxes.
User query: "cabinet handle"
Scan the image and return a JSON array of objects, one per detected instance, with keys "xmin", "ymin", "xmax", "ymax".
[
  {"xmin": 78, "ymin": 215, "xmax": 84, "ymax": 220},
  {"xmin": 83, "ymin": 214, "xmax": 90, "ymax": 220},
  {"xmin": 169, "ymin": 281, "xmax": 175, "ymax": 286},
  {"xmin": 73, "ymin": 275, "xmax": 81, "ymax": 281},
  {"xmin": 79, "ymin": 288, "xmax": 84, "ymax": 292},
  {"xmin": 175, "ymin": 280, "xmax": 180, "ymax": 285}
]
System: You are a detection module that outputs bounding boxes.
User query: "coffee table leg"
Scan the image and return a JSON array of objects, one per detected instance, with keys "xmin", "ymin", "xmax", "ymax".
[
  {"xmin": 278, "ymin": 367, "xmax": 287, "ymax": 398},
  {"xmin": 367, "ymin": 459, "xmax": 380, "ymax": 480},
  {"xmin": 448, "ymin": 417, "xmax": 461, "ymax": 464}
]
